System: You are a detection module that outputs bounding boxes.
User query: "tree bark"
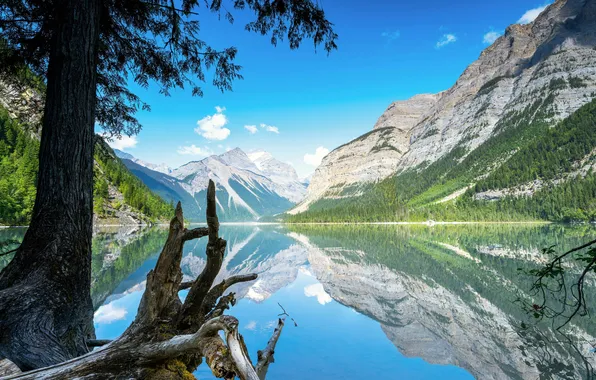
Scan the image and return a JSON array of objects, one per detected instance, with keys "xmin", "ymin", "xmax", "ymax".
[{"xmin": 0, "ymin": 0, "xmax": 102, "ymax": 371}]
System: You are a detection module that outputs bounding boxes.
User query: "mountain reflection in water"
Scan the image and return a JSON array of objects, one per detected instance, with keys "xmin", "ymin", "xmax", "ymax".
[{"xmin": 1, "ymin": 224, "xmax": 595, "ymax": 379}]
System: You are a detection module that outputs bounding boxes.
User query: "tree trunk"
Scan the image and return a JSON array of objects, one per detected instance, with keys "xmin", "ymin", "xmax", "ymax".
[{"xmin": 0, "ymin": 0, "xmax": 101, "ymax": 371}]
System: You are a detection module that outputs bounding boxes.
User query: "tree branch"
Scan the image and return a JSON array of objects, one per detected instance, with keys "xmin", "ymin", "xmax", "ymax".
[
  {"xmin": 179, "ymin": 180, "xmax": 226, "ymax": 329},
  {"xmin": 205, "ymin": 293, "xmax": 236, "ymax": 320},
  {"xmin": 181, "ymin": 227, "xmax": 209, "ymax": 242},
  {"xmin": 179, "ymin": 281, "xmax": 194, "ymax": 291},
  {"xmin": 200, "ymin": 274, "xmax": 258, "ymax": 317},
  {"xmin": 256, "ymin": 318, "xmax": 285, "ymax": 380}
]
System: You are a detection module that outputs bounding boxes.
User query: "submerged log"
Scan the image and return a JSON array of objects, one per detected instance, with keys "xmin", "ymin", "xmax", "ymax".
[{"xmin": 6, "ymin": 180, "xmax": 286, "ymax": 379}]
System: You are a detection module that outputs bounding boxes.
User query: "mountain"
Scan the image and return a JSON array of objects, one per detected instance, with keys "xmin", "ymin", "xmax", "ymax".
[
  {"xmin": 118, "ymin": 148, "xmax": 306, "ymax": 221},
  {"xmin": 0, "ymin": 79, "xmax": 173, "ymax": 226},
  {"xmin": 290, "ymin": 0, "xmax": 596, "ymax": 222},
  {"xmin": 246, "ymin": 149, "xmax": 306, "ymax": 203},
  {"xmin": 114, "ymin": 149, "xmax": 172, "ymax": 175}
]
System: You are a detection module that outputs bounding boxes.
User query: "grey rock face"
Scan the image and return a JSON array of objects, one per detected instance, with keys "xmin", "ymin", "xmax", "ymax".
[
  {"xmin": 373, "ymin": 93, "xmax": 441, "ymax": 131},
  {"xmin": 295, "ymin": 0, "xmax": 596, "ymax": 212}
]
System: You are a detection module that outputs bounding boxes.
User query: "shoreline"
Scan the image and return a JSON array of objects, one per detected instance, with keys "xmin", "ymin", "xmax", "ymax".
[
  {"xmin": 279, "ymin": 220, "xmax": 553, "ymax": 226},
  {"xmin": 4, "ymin": 220, "xmax": 588, "ymax": 228}
]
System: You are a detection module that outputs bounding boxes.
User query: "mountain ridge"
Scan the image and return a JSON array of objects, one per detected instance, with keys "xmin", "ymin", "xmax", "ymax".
[
  {"xmin": 290, "ymin": 0, "xmax": 596, "ymax": 222},
  {"xmin": 117, "ymin": 147, "xmax": 307, "ymax": 221}
]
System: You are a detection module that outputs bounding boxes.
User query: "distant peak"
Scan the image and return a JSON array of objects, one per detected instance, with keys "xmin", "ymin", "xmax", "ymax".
[
  {"xmin": 225, "ymin": 147, "xmax": 244, "ymax": 154},
  {"xmin": 247, "ymin": 149, "xmax": 273, "ymax": 164},
  {"xmin": 114, "ymin": 149, "xmax": 135, "ymax": 160}
]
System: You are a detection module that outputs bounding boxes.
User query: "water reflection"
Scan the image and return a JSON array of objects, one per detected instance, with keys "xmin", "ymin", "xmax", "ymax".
[{"xmin": 1, "ymin": 224, "xmax": 595, "ymax": 379}]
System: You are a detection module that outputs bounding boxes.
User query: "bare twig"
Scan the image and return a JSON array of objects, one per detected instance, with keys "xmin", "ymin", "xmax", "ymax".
[{"xmin": 277, "ymin": 303, "xmax": 298, "ymax": 327}]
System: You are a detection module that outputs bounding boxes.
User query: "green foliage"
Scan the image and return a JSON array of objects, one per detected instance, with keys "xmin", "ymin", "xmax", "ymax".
[
  {"xmin": 94, "ymin": 138, "xmax": 174, "ymax": 222},
  {"xmin": 0, "ymin": 106, "xmax": 172, "ymax": 224},
  {"xmin": 549, "ymin": 77, "xmax": 567, "ymax": 91},
  {"xmin": 0, "ymin": 106, "xmax": 38, "ymax": 225},
  {"xmin": 93, "ymin": 170, "xmax": 110, "ymax": 216},
  {"xmin": 476, "ymin": 98, "xmax": 596, "ymax": 192},
  {"xmin": 1, "ymin": 0, "xmax": 337, "ymax": 137}
]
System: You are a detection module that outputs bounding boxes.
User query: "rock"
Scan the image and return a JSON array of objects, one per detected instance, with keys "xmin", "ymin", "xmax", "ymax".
[{"xmin": 294, "ymin": 0, "xmax": 596, "ymax": 212}]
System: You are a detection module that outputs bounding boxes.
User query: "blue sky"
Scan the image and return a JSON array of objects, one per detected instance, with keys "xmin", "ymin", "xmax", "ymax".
[{"xmin": 103, "ymin": 0, "xmax": 552, "ymax": 178}]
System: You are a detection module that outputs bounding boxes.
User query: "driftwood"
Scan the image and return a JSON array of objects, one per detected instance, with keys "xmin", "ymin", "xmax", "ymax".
[{"xmin": 6, "ymin": 180, "xmax": 285, "ymax": 379}]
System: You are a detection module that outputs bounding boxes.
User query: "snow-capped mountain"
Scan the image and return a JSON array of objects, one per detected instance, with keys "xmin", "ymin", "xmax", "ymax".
[
  {"xmin": 246, "ymin": 149, "xmax": 306, "ymax": 203},
  {"xmin": 114, "ymin": 149, "xmax": 172, "ymax": 175},
  {"xmin": 117, "ymin": 148, "xmax": 306, "ymax": 221}
]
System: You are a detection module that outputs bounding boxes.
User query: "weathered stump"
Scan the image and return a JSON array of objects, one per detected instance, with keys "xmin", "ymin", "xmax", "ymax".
[{"xmin": 5, "ymin": 180, "xmax": 285, "ymax": 380}]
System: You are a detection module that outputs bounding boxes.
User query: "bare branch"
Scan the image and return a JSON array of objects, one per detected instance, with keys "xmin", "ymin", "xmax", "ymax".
[
  {"xmin": 3, "ymin": 182, "xmax": 286, "ymax": 379},
  {"xmin": 226, "ymin": 329, "xmax": 260, "ymax": 380},
  {"xmin": 200, "ymin": 274, "xmax": 258, "ymax": 317},
  {"xmin": 181, "ymin": 227, "xmax": 209, "ymax": 242},
  {"xmin": 256, "ymin": 318, "xmax": 285, "ymax": 380},
  {"xmin": 179, "ymin": 180, "xmax": 226, "ymax": 329},
  {"xmin": 0, "ymin": 248, "xmax": 18, "ymax": 257},
  {"xmin": 6, "ymin": 316, "xmax": 242, "ymax": 380},
  {"xmin": 277, "ymin": 303, "xmax": 298, "ymax": 327},
  {"xmin": 521, "ymin": 239, "xmax": 596, "ymax": 331},
  {"xmin": 0, "ymin": 359, "xmax": 21, "ymax": 377},
  {"xmin": 205, "ymin": 293, "xmax": 236, "ymax": 320}
]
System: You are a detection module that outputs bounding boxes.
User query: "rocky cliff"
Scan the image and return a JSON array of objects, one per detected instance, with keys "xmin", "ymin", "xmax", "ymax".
[{"xmin": 293, "ymin": 0, "xmax": 596, "ymax": 214}]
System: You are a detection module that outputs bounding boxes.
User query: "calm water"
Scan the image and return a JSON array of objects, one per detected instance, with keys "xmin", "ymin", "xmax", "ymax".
[{"xmin": 1, "ymin": 224, "xmax": 596, "ymax": 379}]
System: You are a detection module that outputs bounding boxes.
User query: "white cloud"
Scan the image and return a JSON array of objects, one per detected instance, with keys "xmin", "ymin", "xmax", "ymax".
[
  {"xmin": 177, "ymin": 144, "xmax": 210, "ymax": 156},
  {"xmin": 244, "ymin": 125, "xmax": 258, "ymax": 134},
  {"xmin": 264, "ymin": 320, "xmax": 278, "ymax": 329},
  {"xmin": 381, "ymin": 30, "xmax": 401, "ymax": 42},
  {"xmin": 105, "ymin": 135, "xmax": 138, "ymax": 151},
  {"xmin": 436, "ymin": 34, "xmax": 457, "ymax": 48},
  {"xmin": 245, "ymin": 321, "xmax": 257, "ymax": 331},
  {"xmin": 518, "ymin": 5, "xmax": 548, "ymax": 24},
  {"xmin": 94, "ymin": 303, "xmax": 127, "ymax": 324},
  {"xmin": 304, "ymin": 283, "xmax": 332, "ymax": 305},
  {"xmin": 304, "ymin": 146, "xmax": 329, "ymax": 167},
  {"xmin": 260, "ymin": 123, "xmax": 280, "ymax": 134},
  {"xmin": 195, "ymin": 107, "xmax": 231, "ymax": 141},
  {"xmin": 483, "ymin": 31, "xmax": 502, "ymax": 44}
]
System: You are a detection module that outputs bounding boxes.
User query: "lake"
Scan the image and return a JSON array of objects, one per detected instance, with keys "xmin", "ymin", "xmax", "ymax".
[{"xmin": 1, "ymin": 224, "xmax": 595, "ymax": 379}]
